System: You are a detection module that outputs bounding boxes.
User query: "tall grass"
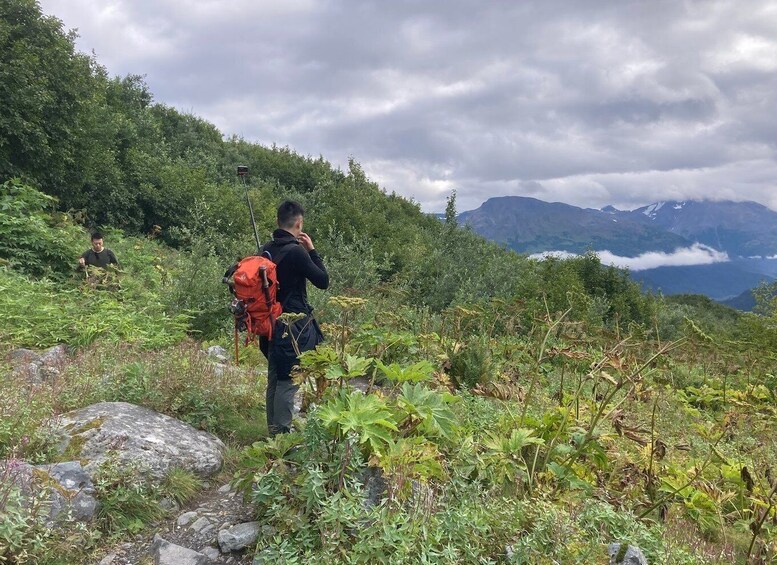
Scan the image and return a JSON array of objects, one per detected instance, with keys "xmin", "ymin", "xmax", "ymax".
[{"xmin": 0, "ymin": 268, "xmax": 189, "ymax": 348}]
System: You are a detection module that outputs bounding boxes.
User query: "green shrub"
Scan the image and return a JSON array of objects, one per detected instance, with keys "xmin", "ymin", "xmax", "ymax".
[
  {"xmin": 93, "ymin": 460, "xmax": 162, "ymax": 535},
  {"xmin": 0, "ymin": 180, "xmax": 84, "ymax": 278},
  {"xmin": 160, "ymin": 468, "xmax": 203, "ymax": 506},
  {"xmin": 0, "ymin": 375, "xmax": 60, "ymax": 462},
  {"xmin": 448, "ymin": 337, "xmax": 493, "ymax": 388},
  {"xmin": 162, "ymin": 230, "xmax": 231, "ymax": 338}
]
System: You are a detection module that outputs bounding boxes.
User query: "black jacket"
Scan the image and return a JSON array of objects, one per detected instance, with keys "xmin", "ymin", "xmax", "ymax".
[
  {"xmin": 261, "ymin": 229, "xmax": 329, "ymax": 313},
  {"xmin": 259, "ymin": 229, "xmax": 329, "ymax": 366}
]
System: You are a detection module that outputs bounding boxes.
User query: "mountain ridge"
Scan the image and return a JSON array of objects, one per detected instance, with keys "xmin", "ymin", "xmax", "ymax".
[
  {"xmin": 459, "ymin": 195, "xmax": 777, "ymax": 257},
  {"xmin": 457, "ymin": 196, "xmax": 692, "ymax": 256}
]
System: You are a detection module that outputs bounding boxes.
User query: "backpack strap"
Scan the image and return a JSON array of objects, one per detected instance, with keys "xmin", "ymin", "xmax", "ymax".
[
  {"xmin": 222, "ymin": 263, "xmax": 239, "ymax": 295},
  {"xmin": 265, "ymin": 241, "xmax": 300, "ymax": 312},
  {"xmin": 263, "ymin": 240, "xmax": 296, "ymax": 267}
]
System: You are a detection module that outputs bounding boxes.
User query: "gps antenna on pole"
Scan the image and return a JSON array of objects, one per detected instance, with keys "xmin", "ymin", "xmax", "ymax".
[{"xmin": 237, "ymin": 165, "xmax": 262, "ymax": 255}]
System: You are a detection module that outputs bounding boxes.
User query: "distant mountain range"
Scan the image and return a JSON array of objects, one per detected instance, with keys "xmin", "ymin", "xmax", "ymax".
[
  {"xmin": 458, "ymin": 197, "xmax": 689, "ymax": 256},
  {"xmin": 458, "ymin": 196, "xmax": 777, "ymax": 304}
]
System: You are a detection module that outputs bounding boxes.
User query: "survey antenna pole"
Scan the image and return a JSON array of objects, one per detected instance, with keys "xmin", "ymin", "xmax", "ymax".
[{"xmin": 237, "ymin": 165, "xmax": 262, "ymax": 255}]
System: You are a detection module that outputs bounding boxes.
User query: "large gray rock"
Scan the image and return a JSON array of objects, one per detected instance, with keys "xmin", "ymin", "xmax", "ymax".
[
  {"xmin": 55, "ymin": 402, "xmax": 225, "ymax": 480},
  {"xmin": 0, "ymin": 459, "xmax": 98, "ymax": 525},
  {"xmin": 218, "ymin": 521, "xmax": 261, "ymax": 553},
  {"xmin": 152, "ymin": 535, "xmax": 212, "ymax": 565},
  {"xmin": 609, "ymin": 543, "xmax": 649, "ymax": 565}
]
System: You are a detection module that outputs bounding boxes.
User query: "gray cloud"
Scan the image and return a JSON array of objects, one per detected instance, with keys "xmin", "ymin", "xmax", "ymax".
[{"xmin": 40, "ymin": 0, "xmax": 777, "ymax": 212}]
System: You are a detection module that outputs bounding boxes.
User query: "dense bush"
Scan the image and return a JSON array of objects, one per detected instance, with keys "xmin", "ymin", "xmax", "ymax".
[{"xmin": 0, "ymin": 180, "xmax": 84, "ymax": 278}]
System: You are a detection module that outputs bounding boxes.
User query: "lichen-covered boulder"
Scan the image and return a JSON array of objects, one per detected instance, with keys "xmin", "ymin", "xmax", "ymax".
[
  {"xmin": 55, "ymin": 402, "xmax": 225, "ymax": 480},
  {"xmin": 0, "ymin": 459, "xmax": 98, "ymax": 525},
  {"xmin": 37, "ymin": 460, "xmax": 99, "ymax": 522}
]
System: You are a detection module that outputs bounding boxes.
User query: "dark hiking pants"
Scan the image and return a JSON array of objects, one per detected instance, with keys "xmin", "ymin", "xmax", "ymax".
[{"xmin": 266, "ymin": 357, "xmax": 298, "ymax": 436}]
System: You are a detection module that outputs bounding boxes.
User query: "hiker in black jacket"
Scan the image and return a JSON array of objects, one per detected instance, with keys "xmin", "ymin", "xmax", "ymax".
[{"xmin": 260, "ymin": 200, "xmax": 329, "ymax": 435}]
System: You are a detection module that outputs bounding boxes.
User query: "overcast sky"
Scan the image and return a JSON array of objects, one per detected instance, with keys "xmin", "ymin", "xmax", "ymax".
[{"xmin": 39, "ymin": 0, "xmax": 777, "ymax": 213}]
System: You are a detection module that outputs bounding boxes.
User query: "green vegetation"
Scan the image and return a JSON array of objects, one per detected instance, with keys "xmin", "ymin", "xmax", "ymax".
[
  {"xmin": 229, "ymin": 301, "xmax": 777, "ymax": 563},
  {"xmin": 2, "ymin": 2, "xmax": 777, "ymax": 563}
]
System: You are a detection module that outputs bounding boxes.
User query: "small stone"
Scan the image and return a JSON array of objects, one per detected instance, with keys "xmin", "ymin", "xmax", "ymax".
[
  {"xmin": 218, "ymin": 521, "xmax": 261, "ymax": 553},
  {"xmin": 218, "ymin": 483, "xmax": 231, "ymax": 494},
  {"xmin": 190, "ymin": 516, "xmax": 212, "ymax": 532},
  {"xmin": 609, "ymin": 543, "xmax": 649, "ymax": 565},
  {"xmin": 206, "ymin": 346, "xmax": 229, "ymax": 364},
  {"xmin": 202, "ymin": 547, "xmax": 221, "ymax": 561},
  {"xmin": 152, "ymin": 535, "xmax": 211, "ymax": 565},
  {"xmin": 200, "ymin": 523, "xmax": 216, "ymax": 537},
  {"xmin": 99, "ymin": 553, "xmax": 117, "ymax": 565},
  {"xmin": 159, "ymin": 497, "xmax": 180, "ymax": 513},
  {"xmin": 177, "ymin": 511, "xmax": 198, "ymax": 527}
]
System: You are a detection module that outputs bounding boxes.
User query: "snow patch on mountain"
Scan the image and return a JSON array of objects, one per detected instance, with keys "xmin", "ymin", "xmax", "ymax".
[{"xmin": 642, "ymin": 202, "xmax": 666, "ymax": 218}]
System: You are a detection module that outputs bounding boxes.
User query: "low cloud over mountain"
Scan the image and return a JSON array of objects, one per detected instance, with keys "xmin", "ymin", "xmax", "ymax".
[{"xmin": 532, "ymin": 243, "xmax": 729, "ymax": 272}]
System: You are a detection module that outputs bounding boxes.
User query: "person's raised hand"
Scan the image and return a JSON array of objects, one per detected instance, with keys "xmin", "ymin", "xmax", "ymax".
[{"xmin": 297, "ymin": 232, "xmax": 314, "ymax": 251}]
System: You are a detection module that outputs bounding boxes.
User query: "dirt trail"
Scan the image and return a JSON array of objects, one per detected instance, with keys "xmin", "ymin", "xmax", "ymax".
[{"xmin": 93, "ymin": 480, "xmax": 257, "ymax": 565}]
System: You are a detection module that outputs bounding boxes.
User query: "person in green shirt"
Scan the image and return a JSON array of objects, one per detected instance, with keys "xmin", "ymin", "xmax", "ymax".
[{"xmin": 78, "ymin": 232, "xmax": 118, "ymax": 269}]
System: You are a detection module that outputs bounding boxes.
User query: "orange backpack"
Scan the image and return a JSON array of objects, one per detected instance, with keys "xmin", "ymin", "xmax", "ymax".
[{"xmin": 230, "ymin": 255, "xmax": 283, "ymax": 340}]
